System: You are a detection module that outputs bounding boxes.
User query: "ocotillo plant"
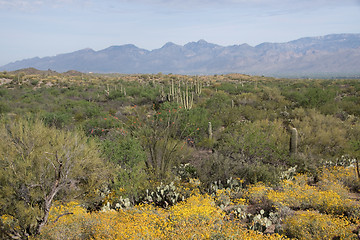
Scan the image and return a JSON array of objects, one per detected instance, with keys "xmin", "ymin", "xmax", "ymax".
[{"xmin": 290, "ymin": 127, "xmax": 298, "ymax": 156}]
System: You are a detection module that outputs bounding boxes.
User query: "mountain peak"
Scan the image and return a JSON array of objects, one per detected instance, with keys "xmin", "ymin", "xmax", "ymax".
[
  {"xmin": 161, "ymin": 42, "xmax": 179, "ymax": 48},
  {"xmin": 197, "ymin": 39, "xmax": 208, "ymax": 44},
  {"xmin": 104, "ymin": 44, "xmax": 139, "ymax": 51},
  {"xmin": 184, "ymin": 39, "xmax": 219, "ymax": 50},
  {"xmin": 1, "ymin": 33, "xmax": 360, "ymax": 77}
]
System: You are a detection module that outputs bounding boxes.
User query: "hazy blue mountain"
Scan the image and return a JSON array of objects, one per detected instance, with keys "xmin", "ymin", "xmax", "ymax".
[{"xmin": 1, "ymin": 33, "xmax": 360, "ymax": 77}]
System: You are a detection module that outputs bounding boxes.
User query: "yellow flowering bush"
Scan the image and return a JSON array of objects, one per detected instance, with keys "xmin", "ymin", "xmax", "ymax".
[
  {"xmin": 266, "ymin": 173, "xmax": 357, "ymax": 215},
  {"xmin": 165, "ymin": 194, "xmax": 225, "ymax": 239},
  {"xmin": 34, "ymin": 166, "xmax": 360, "ymax": 239},
  {"xmin": 246, "ymin": 182, "xmax": 269, "ymax": 204},
  {"xmin": 318, "ymin": 166, "xmax": 358, "ymax": 194},
  {"xmin": 283, "ymin": 211, "xmax": 358, "ymax": 239},
  {"xmin": 35, "ymin": 201, "xmax": 96, "ymax": 240},
  {"xmin": 1, "ymin": 214, "xmax": 21, "ymax": 239},
  {"xmin": 36, "ymin": 194, "xmax": 288, "ymax": 240},
  {"xmin": 93, "ymin": 205, "xmax": 166, "ymax": 239}
]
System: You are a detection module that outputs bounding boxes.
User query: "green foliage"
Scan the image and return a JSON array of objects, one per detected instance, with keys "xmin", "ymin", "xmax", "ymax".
[
  {"xmin": 177, "ymin": 106, "xmax": 211, "ymax": 143},
  {"xmin": 204, "ymin": 91, "xmax": 232, "ymax": 119},
  {"xmin": 41, "ymin": 111, "xmax": 72, "ymax": 128},
  {"xmin": 0, "ymin": 72, "xmax": 360, "ymax": 239},
  {"xmin": 0, "ymin": 101, "xmax": 10, "ymax": 114},
  {"xmin": 101, "ymin": 135, "xmax": 148, "ymax": 203},
  {"xmin": 292, "ymin": 108, "xmax": 349, "ymax": 159},
  {"xmin": 217, "ymin": 119, "xmax": 289, "ymax": 165},
  {"xmin": 0, "ymin": 117, "xmax": 109, "ymax": 238}
]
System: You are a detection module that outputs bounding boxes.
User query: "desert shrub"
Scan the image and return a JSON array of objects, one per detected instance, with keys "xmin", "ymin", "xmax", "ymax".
[
  {"xmin": 292, "ymin": 108, "xmax": 349, "ymax": 160},
  {"xmin": 106, "ymin": 89, "xmax": 125, "ymax": 100},
  {"xmin": 85, "ymin": 115, "xmax": 123, "ymax": 136},
  {"xmin": 196, "ymin": 119, "xmax": 290, "ymax": 185},
  {"xmin": 74, "ymin": 100, "xmax": 101, "ymax": 119},
  {"xmin": 203, "ymin": 91, "xmax": 232, "ymax": 124},
  {"xmin": 266, "ymin": 173, "xmax": 358, "ymax": 215},
  {"xmin": 102, "ymin": 135, "xmax": 146, "ymax": 167},
  {"xmin": 0, "ymin": 88, "xmax": 7, "ymax": 97},
  {"xmin": 217, "ymin": 119, "xmax": 289, "ymax": 167},
  {"xmin": 41, "ymin": 111, "xmax": 72, "ymax": 128},
  {"xmin": 283, "ymin": 211, "xmax": 357, "ymax": 239},
  {"xmin": 340, "ymin": 96, "xmax": 360, "ymax": 116},
  {"xmin": 216, "ymin": 82, "xmax": 242, "ymax": 95},
  {"xmin": 101, "ymin": 135, "xmax": 149, "ymax": 203},
  {"xmin": 236, "ymin": 163, "xmax": 281, "ymax": 185},
  {"xmin": 282, "ymin": 84, "xmax": 336, "ymax": 111},
  {"xmin": 177, "ymin": 106, "xmax": 212, "ymax": 143},
  {"xmin": 246, "ymin": 182, "xmax": 270, "ymax": 205},
  {"xmin": 317, "ymin": 166, "xmax": 357, "ymax": 198},
  {"xmin": 36, "ymin": 194, "xmax": 288, "ymax": 240},
  {"xmin": 195, "ymin": 153, "xmax": 237, "ymax": 187},
  {"xmin": 0, "ymin": 101, "xmax": 10, "ymax": 114},
  {"xmin": 0, "ymin": 117, "xmax": 109, "ymax": 238}
]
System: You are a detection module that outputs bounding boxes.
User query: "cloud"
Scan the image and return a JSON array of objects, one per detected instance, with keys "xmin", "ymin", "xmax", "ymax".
[
  {"xmin": 0, "ymin": 0, "xmax": 92, "ymax": 11},
  {"xmin": 1, "ymin": 0, "xmax": 358, "ymax": 14},
  {"xmin": 167, "ymin": 0, "xmax": 357, "ymax": 11},
  {"xmin": 0, "ymin": 0, "xmax": 35, "ymax": 10}
]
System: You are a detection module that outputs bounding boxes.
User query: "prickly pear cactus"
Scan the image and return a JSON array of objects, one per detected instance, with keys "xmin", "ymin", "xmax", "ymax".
[{"xmin": 144, "ymin": 182, "xmax": 186, "ymax": 207}]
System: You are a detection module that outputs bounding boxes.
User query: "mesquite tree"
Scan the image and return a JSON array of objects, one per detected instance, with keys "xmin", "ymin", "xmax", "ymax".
[{"xmin": 0, "ymin": 118, "xmax": 109, "ymax": 239}]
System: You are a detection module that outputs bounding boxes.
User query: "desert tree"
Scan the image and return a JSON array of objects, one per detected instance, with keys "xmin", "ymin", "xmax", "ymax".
[{"xmin": 0, "ymin": 117, "xmax": 109, "ymax": 239}]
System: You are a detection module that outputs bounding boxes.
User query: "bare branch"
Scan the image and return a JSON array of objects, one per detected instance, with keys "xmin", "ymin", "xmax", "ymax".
[{"xmin": 52, "ymin": 212, "xmax": 74, "ymax": 224}]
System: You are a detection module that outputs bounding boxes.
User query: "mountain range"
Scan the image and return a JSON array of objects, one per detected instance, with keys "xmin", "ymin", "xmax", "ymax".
[{"xmin": 1, "ymin": 33, "xmax": 360, "ymax": 77}]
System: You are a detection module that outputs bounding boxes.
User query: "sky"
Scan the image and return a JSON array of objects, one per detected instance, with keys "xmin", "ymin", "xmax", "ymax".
[{"xmin": 0, "ymin": 0, "xmax": 360, "ymax": 66}]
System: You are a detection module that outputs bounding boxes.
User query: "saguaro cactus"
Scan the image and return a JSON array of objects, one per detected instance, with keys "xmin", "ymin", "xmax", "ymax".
[
  {"xmin": 105, "ymin": 84, "xmax": 110, "ymax": 96},
  {"xmin": 290, "ymin": 127, "xmax": 298, "ymax": 156},
  {"xmin": 194, "ymin": 79, "xmax": 202, "ymax": 96},
  {"xmin": 208, "ymin": 122, "xmax": 213, "ymax": 140}
]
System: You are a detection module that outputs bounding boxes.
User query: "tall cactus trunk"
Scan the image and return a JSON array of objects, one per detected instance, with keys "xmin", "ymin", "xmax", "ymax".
[
  {"xmin": 208, "ymin": 122, "xmax": 213, "ymax": 140},
  {"xmin": 290, "ymin": 127, "xmax": 298, "ymax": 156},
  {"xmin": 171, "ymin": 79, "xmax": 175, "ymax": 101},
  {"xmin": 190, "ymin": 92, "xmax": 194, "ymax": 109}
]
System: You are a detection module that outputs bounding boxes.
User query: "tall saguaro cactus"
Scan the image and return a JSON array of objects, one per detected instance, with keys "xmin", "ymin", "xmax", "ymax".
[
  {"xmin": 194, "ymin": 78, "xmax": 202, "ymax": 96},
  {"xmin": 208, "ymin": 122, "xmax": 213, "ymax": 140},
  {"xmin": 290, "ymin": 127, "xmax": 298, "ymax": 156},
  {"xmin": 164, "ymin": 80, "xmax": 194, "ymax": 109}
]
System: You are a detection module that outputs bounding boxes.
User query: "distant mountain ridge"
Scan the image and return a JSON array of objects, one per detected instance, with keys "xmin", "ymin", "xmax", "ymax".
[{"xmin": 1, "ymin": 33, "xmax": 360, "ymax": 77}]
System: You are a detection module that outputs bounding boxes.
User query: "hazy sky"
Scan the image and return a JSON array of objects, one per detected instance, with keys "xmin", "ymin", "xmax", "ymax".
[{"xmin": 1, "ymin": 0, "xmax": 360, "ymax": 66}]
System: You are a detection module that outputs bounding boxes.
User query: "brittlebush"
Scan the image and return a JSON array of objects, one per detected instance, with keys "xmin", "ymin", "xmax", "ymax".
[
  {"xmin": 283, "ymin": 211, "xmax": 357, "ymax": 239},
  {"xmin": 36, "ymin": 195, "xmax": 287, "ymax": 240},
  {"xmin": 266, "ymin": 169, "xmax": 359, "ymax": 215},
  {"xmin": 35, "ymin": 167, "xmax": 360, "ymax": 239}
]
